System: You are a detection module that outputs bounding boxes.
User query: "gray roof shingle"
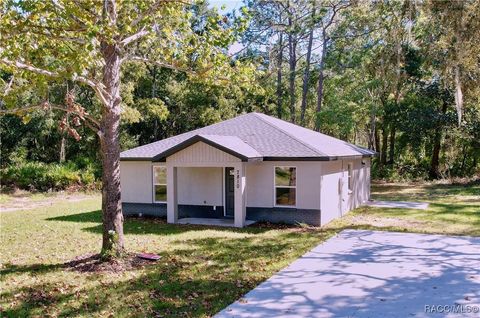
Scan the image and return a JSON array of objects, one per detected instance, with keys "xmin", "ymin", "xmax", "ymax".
[{"xmin": 120, "ymin": 112, "xmax": 376, "ymax": 161}]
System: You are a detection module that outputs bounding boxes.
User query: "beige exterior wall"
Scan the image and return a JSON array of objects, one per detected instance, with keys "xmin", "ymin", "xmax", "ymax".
[
  {"xmin": 177, "ymin": 167, "xmax": 223, "ymax": 206},
  {"xmin": 120, "ymin": 161, "xmax": 154, "ymax": 203},
  {"xmin": 121, "ymin": 142, "xmax": 371, "ymax": 227},
  {"xmin": 246, "ymin": 161, "xmax": 322, "ymax": 210},
  {"xmin": 167, "ymin": 141, "xmax": 240, "ymax": 165},
  {"xmin": 319, "ymin": 158, "xmax": 371, "ymax": 226},
  {"xmin": 121, "ymin": 159, "xmax": 323, "ymax": 210},
  {"xmin": 320, "ymin": 160, "xmax": 343, "ymax": 225}
]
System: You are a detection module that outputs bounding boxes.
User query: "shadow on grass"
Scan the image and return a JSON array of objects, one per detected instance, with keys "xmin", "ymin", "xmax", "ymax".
[
  {"xmin": 46, "ymin": 210, "xmax": 276, "ymax": 236},
  {"xmin": 0, "ymin": 228, "xmax": 332, "ymax": 317},
  {"xmin": 3, "ymin": 224, "xmax": 480, "ymax": 318}
]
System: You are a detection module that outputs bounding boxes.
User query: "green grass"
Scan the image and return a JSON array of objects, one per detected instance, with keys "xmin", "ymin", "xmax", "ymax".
[
  {"xmin": 326, "ymin": 182, "xmax": 480, "ymax": 236},
  {"xmin": 0, "ymin": 182, "xmax": 478, "ymax": 317}
]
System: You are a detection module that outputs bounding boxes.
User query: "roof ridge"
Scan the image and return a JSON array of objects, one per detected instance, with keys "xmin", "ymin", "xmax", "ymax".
[{"xmin": 251, "ymin": 113, "xmax": 323, "ymax": 156}]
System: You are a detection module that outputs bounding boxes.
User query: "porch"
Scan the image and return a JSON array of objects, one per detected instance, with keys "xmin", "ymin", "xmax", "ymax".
[{"xmin": 165, "ymin": 137, "xmax": 258, "ymax": 228}]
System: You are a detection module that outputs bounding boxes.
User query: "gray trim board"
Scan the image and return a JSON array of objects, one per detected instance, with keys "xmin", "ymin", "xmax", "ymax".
[
  {"xmin": 246, "ymin": 207, "xmax": 321, "ymax": 226},
  {"xmin": 123, "ymin": 203, "xmax": 321, "ymax": 226},
  {"xmin": 123, "ymin": 203, "xmax": 224, "ymax": 219}
]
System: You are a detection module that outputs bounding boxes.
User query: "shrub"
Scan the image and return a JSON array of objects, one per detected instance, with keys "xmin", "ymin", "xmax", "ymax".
[{"xmin": 0, "ymin": 161, "xmax": 100, "ymax": 191}]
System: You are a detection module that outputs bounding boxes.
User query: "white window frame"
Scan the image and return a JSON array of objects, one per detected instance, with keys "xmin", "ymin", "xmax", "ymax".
[
  {"xmin": 347, "ymin": 162, "xmax": 353, "ymax": 193},
  {"xmin": 152, "ymin": 165, "xmax": 167, "ymax": 203},
  {"xmin": 274, "ymin": 166, "xmax": 297, "ymax": 207}
]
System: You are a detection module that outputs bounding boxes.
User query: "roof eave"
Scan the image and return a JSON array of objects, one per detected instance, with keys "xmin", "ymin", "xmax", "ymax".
[{"xmin": 120, "ymin": 157, "xmax": 153, "ymax": 162}]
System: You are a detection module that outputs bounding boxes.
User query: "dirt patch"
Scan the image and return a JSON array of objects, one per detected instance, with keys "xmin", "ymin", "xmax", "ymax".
[
  {"xmin": 65, "ymin": 253, "xmax": 157, "ymax": 273},
  {"xmin": 347, "ymin": 214, "xmax": 428, "ymax": 229},
  {"xmin": 0, "ymin": 191, "xmax": 97, "ymax": 212}
]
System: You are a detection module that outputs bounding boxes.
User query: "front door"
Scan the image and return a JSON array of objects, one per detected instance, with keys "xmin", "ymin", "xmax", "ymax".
[{"xmin": 225, "ymin": 167, "xmax": 235, "ymax": 217}]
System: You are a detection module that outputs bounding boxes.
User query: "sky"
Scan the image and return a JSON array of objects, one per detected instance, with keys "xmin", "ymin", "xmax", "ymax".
[
  {"xmin": 208, "ymin": 0, "xmax": 243, "ymax": 14},
  {"xmin": 208, "ymin": 0, "xmax": 245, "ymax": 55}
]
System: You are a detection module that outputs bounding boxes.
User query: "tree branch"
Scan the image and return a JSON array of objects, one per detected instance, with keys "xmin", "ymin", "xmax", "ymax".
[
  {"xmin": 120, "ymin": 28, "xmax": 149, "ymax": 47},
  {"xmin": 125, "ymin": 55, "xmax": 196, "ymax": 75},
  {"xmin": 3, "ymin": 75, "xmax": 14, "ymax": 96},
  {"xmin": 0, "ymin": 58, "xmax": 110, "ymax": 106},
  {"xmin": 0, "ymin": 102, "xmax": 101, "ymax": 132}
]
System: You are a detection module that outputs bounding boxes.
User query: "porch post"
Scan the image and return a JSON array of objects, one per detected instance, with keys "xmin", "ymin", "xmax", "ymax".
[
  {"xmin": 167, "ymin": 165, "xmax": 178, "ymax": 223},
  {"xmin": 234, "ymin": 162, "xmax": 246, "ymax": 228}
]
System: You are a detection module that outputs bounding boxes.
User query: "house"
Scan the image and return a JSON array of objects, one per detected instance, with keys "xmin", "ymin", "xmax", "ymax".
[{"xmin": 120, "ymin": 112, "xmax": 375, "ymax": 227}]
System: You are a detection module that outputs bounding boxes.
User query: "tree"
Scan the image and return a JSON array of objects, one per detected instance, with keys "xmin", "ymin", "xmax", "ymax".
[
  {"xmin": 0, "ymin": 0, "xmax": 253, "ymax": 257},
  {"xmin": 314, "ymin": 0, "xmax": 350, "ymax": 131}
]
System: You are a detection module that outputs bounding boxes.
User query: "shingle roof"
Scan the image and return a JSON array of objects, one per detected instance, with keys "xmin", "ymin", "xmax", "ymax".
[{"xmin": 120, "ymin": 112, "xmax": 376, "ymax": 161}]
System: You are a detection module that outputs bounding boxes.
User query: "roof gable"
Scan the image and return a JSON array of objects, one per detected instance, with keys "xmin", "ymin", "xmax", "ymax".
[{"xmin": 153, "ymin": 134, "xmax": 262, "ymax": 162}]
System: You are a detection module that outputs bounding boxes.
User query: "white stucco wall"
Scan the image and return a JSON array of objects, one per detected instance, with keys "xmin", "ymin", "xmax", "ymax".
[
  {"xmin": 246, "ymin": 161, "xmax": 322, "ymax": 210},
  {"xmin": 320, "ymin": 160, "xmax": 343, "ymax": 225},
  {"xmin": 120, "ymin": 143, "xmax": 371, "ymax": 226},
  {"xmin": 319, "ymin": 158, "xmax": 371, "ymax": 226},
  {"xmin": 120, "ymin": 161, "xmax": 154, "ymax": 203},
  {"xmin": 177, "ymin": 167, "xmax": 223, "ymax": 206}
]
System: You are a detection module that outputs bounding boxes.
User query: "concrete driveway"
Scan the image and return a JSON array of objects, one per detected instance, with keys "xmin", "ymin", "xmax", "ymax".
[{"xmin": 216, "ymin": 230, "xmax": 480, "ymax": 318}]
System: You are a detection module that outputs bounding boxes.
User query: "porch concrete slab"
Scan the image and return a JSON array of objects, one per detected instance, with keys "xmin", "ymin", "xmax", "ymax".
[
  {"xmin": 366, "ymin": 200, "xmax": 429, "ymax": 210},
  {"xmin": 215, "ymin": 230, "xmax": 480, "ymax": 318},
  {"xmin": 177, "ymin": 218, "xmax": 256, "ymax": 227}
]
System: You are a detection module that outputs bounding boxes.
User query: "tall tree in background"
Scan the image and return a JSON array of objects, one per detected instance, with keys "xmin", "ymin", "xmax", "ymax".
[
  {"xmin": 314, "ymin": 0, "xmax": 350, "ymax": 131},
  {"xmin": 0, "ymin": 0, "xmax": 253, "ymax": 257},
  {"xmin": 424, "ymin": 0, "xmax": 480, "ymax": 126}
]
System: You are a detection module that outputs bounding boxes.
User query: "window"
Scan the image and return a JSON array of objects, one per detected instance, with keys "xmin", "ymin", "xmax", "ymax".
[
  {"xmin": 347, "ymin": 163, "xmax": 353, "ymax": 191},
  {"xmin": 275, "ymin": 166, "xmax": 296, "ymax": 206},
  {"xmin": 153, "ymin": 166, "xmax": 167, "ymax": 202}
]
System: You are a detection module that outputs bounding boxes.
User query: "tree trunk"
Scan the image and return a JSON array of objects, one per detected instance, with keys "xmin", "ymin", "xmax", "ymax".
[
  {"xmin": 99, "ymin": 37, "xmax": 124, "ymax": 256},
  {"xmin": 374, "ymin": 125, "xmax": 380, "ymax": 153},
  {"xmin": 454, "ymin": 65, "xmax": 463, "ymax": 125},
  {"xmin": 288, "ymin": 17, "xmax": 297, "ymax": 123},
  {"xmin": 380, "ymin": 125, "xmax": 388, "ymax": 165},
  {"xmin": 429, "ymin": 132, "xmax": 441, "ymax": 179},
  {"xmin": 276, "ymin": 32, "xmax": 283, "ymax": 119},
  {"xmin": 59, "ymin": 135, "xmax": 66, "ymax": 163},
  {"xmin": 300, "ymin": 9, "xmax": 315, "ymax": 125},
  {"xmin": 151, "ymin": 65, "xmax": 159, "ymax": 141},
  {"xmin": 388, "ymin": 124, "xmax": 396, "ymax": 164},
  {"xmin": 315, "ymin": 35, "xmax": 328, "ymax": 131},
  {"xmin": 429, "ymin": 101, "xmax": 448, "ymax": 179},
  {"xmin": 368, "ymin": 109, "xmax": 376, "ymax": 150}
]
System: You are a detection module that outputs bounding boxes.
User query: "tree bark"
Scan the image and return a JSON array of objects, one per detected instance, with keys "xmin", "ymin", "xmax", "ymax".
[
  {"xmin": 99, "ymin": 11, "xmax": 124, "ymax": 256},
  {"xmin": 276, "ymin": 32, "xmax": 284, "ymax": 119},
  {"xmin": 59, "ymin": 135, "xmax": 66, "ymax": 162},
  {"xmin": 429, "ymin": 100, "xmax": 448, "ymax": 179},
  {"xmin": 300, "ymin": 8, "xmax": 315, "ymax": 125},
  {"xmin": 388, "ymin": 124, "xmax": 396, "ymax": 164},
  {"xmin": 454, "ymin": 65, "xmax": 463, "ymax": 125},
  {"xmin": 380, "ymin": 125, "xmax": 388, "ymax": 165},
  {"xmin": 315, "ymin": 35, "xmax": 327, "ymax": 131},
  {"xmin": 429, "ymin": 132, "xmax": 441, "ymax": 179},
  {"xmin": 368, "ymin": 109, "xmax": 376, "ymax": 150},
  {"xmin": 288, "ymin": 15, "xmax": 297, "ymax": 124}
]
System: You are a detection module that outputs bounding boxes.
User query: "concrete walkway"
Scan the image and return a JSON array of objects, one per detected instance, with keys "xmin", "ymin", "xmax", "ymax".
[
  {"xmin": 365, "ymin": 200, "xmax": 429, "ymax": 210},
  {"xmin": 215, "ymin": 230, "xmax": 480, "ymax": 318}
]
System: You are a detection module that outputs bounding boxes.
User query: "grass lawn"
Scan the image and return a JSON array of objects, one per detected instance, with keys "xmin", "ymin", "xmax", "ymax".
[{"xmin": 0, "ymin": 182, "xmax": 478, "ymax": 317}]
